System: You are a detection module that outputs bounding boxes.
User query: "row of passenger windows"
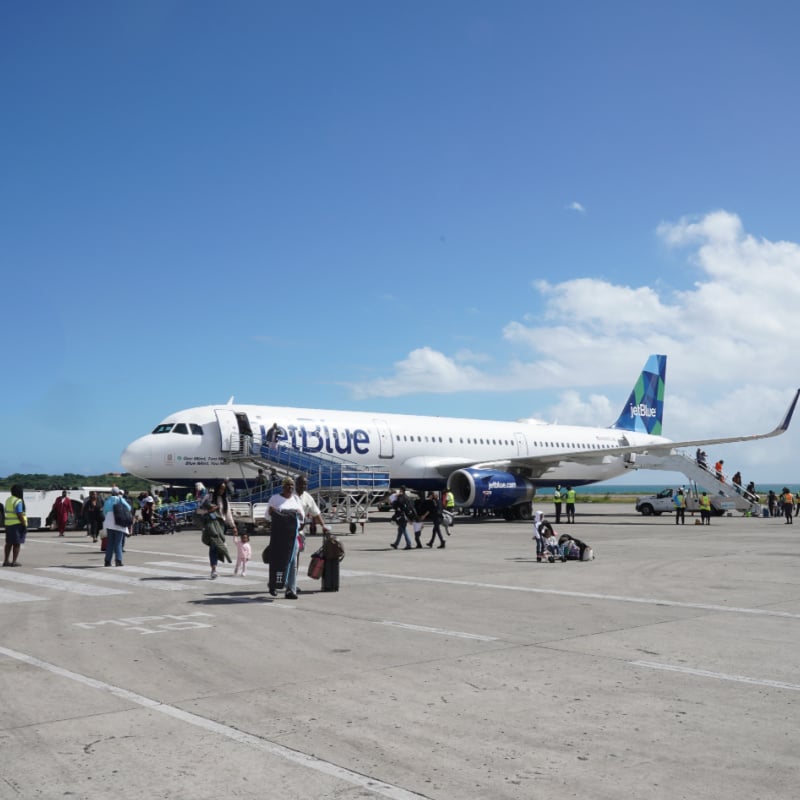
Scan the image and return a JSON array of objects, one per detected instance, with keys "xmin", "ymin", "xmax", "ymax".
[
  {"xmin": 394, "ymin": 434, "xmax": 615, "ymax": 449},
  {"xmin": 152, "ymin": 423, "xmax": 204, "ymax": 435}
]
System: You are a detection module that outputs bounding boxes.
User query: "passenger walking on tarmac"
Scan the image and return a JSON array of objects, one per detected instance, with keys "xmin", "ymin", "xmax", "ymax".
[
  {"xmin": 52, "ymin": 490, "xmax": 73, "ymax": 536},
  {"xmin": 553, "ymin": 485, "xmax": 563, "ymax": 524},
  {"xmin": 699, "ymin": 491, "xmax": 712, "ymax": 525},
  {"xmin": 233, "ymin": 532, "xmax": 252, "ymax": 576},
  {"xmin": 3, "ymin": 484, "xmax": 27, "ymax": 567},
  {"xmin": 412, "ymin": 495, "xmax": 427, "ymax": 548},
  {"xmin": 673, "ymin": 488, "xmax": 686, "ymax": 525},
  {"xmin": 565, "ymin": 486, "xmax": 576, "ymax": 523},
  {"xmin": 83, "ymin": 490, "xmax": 104, "ymax": 543},
  {"xmin": 203, "ymin": 482, "xmax": 236, "ymax": 579},
  {"xmin": 795, "ymin": 490, "xmax": 800, "ymax": 518},
  {"xmin": 532, "ymin": 509, "xmax": 547, "ymax": 562},
  {"xmin": 389, "ymin": 487, "xmax": 414, "ymax": 550},
  {"xmin": 782, "ymin": 488, "xmax": 794, "ymax": 524},
  {"xmin": 102, "ymin": 486, "xmax": 131, "ymax": 567},
  {"xmin": 425, "ymin": 492, "xmax": 445, "ymax": 548},
  {"xmin": 266, "ymin": 476, "xmax": 305, "ymax": 599}
]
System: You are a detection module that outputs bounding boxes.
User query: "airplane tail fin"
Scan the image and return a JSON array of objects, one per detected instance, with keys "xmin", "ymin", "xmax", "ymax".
[{"xmin": 611, "ymin": 354, "xmax": 667, "ymax": 435}]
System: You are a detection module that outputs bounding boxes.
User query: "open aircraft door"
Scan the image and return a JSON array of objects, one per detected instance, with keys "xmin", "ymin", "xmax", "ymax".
[
  {"xmin": 215, "ymin": 409, "xmax": 241, "ymax": 453},
  {"xmin": 373, "ymin": 418, "xmax": 394, "ymax": 458}
]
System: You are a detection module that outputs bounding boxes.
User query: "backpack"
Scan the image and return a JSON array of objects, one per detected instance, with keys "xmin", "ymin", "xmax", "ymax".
[{"xmin": 112, "ymin": 500, "xmax": 133, "ymax": 528}]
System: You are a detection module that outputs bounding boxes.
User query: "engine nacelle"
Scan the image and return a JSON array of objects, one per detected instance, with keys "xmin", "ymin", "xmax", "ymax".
[{"xmin": 448, "ymin": 468, "xmax": 535, "ymax": 509}]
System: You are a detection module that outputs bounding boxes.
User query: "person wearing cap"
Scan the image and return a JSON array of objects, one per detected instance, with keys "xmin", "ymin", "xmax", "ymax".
[
  {"xmin": 102, "ymin": 486, "xmax": 131, "ymax": 567},
  {"xmin": 672, "ymin": 488, "xmax": 686, "ymax": 525}
]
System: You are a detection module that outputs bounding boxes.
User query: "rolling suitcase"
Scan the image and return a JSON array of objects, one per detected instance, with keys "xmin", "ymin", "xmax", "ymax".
[{"xmin": 322, "ymin": 558, "xmax": 339, "ymax": 592}]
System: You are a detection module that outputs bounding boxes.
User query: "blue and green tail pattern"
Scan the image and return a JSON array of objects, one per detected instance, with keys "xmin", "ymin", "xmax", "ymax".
[{"xmin": 611, "ymin": 354, "xmax": 667, "ymax": 435}]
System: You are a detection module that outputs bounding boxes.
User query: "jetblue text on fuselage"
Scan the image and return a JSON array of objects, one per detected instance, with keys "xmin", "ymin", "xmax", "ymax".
[
  {"xmin": 629, "ymin": 403, "xmax": 657, "ymax": 418},
  {"xmin": 261, "ymin": 424, "xmax": 370, "ymax": 455}
]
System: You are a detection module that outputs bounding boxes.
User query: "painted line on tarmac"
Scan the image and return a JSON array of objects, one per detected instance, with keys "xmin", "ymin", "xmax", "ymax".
[
  {"xmin": 0, "ymin": 645, "xmax": 432, "ymax": 800},
  {"xmin": 0, "ymin": 570, "xmax": 128, "ymax": 596},
  {"xmin": 630, "ymin": 660, "xmax": 800, "ymax": 692},
  {"xmin": 344, "ymin": 571, "xmax": 800, "ymax": 620},
  {"xmin": 379, "ymin": 621, "xmax": 498, "ymax": 641},
  {"xmin": 42, "ymin": 566, "xmax": 190, "ymax": 591},
  {"xmin": 0, "ymin": 586, "xmax": 44, "ymax": 603}
]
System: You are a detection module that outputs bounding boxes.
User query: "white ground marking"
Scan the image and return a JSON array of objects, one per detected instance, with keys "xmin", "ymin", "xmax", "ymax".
[
  {"xmin": 630, "ymin": 661, "xmax": 800, "ymax": 691},
  {"xmin": 0, "ymin": 570, "xmax": 127, "ymax": 596},
  {"xmin": 0, "ymin": 645, "xmax": 431, "ymax": 800},
  {"xmin": 379, "ymin": 621, "xmax": 498, "ymax": 641},
  {"xmin": 43, "ymin": 566, "xmax": 190, "ymax": 591},
  {"xmin": 344, "ymin": 571, "xmax": 800, "ymax": 620},
  {"xmin": 0, "ymin": 586, "xmax": 44, "ymax": 603}
]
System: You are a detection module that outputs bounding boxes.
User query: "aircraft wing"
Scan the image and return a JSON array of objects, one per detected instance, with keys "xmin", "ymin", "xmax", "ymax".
[{"xmin": 473, "ymin": 388, "xmax": 800, "ymax": 479}]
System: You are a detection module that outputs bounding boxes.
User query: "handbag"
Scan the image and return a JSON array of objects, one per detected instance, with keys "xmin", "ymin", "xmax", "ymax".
[{"xmin": 307, "ymin": 549, "xmax": 324, "ymax": 579}]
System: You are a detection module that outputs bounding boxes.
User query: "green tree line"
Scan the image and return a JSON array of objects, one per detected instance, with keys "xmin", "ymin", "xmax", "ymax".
[{"xmin": 0, "ymin": 473, "xmax": 150, "ymax": 494}]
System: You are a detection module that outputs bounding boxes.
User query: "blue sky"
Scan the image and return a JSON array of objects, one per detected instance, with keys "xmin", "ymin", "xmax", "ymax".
[{"xmin": 2, "ymin": 1, "xmax": 799, "ymax": 484}]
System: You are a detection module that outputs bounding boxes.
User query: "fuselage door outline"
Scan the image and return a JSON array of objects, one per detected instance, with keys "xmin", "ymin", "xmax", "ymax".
[
  {"xmin": 373, "ymin": 418, "xmax": 394, "ymax": 459},
  {"xmin": 214, "ymin": 409, "xmax": 241, "ymax": 453}
]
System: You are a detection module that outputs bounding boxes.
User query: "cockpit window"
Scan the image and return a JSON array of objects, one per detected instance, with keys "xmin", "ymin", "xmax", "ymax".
[
  {"xmin": 191, "ymin": 424, "xmax": 203, "ymax": 435},
  {"xmin": 152, "ymin": 424, "xmax": 174, "ymax": 434},
  {"xmin": 173, "ymin": 423, "xmax": 188, "ymax": 434}
]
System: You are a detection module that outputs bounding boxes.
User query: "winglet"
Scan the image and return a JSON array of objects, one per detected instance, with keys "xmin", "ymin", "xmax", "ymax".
[{"xmin": 776, "ymin": 388, "xmax": 800, "ymax": 433}]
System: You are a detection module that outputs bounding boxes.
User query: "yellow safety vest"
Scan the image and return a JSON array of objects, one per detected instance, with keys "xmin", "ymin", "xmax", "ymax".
[
  {"xmin": 699, "ymin": 495, "xmax": 711, "ymax": 511},
  {"xmin": 566, "ymin": 489, "xmax": 576, "ymax": 503},
  {"xmin": 445, "ymin": 491, "xmax": 455, "ymax": 510},
  {"xmin": 554, "ymin": 489, "xmax": 562, "ymax": 503},
  {"xmin": 4, "ymin": 495, "xmax": 26, "ymax": 527}
]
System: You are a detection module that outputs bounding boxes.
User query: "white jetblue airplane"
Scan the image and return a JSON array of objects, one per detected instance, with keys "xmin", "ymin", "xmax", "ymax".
[{"xmin": 120, "ymin": 355, "xmax": 798, "ymax": 515}]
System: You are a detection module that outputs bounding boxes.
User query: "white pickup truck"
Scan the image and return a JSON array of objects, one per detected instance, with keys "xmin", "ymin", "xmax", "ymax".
[{"xmin": 635, "ymin": 488, "xmax": 721, "ymax": 516}]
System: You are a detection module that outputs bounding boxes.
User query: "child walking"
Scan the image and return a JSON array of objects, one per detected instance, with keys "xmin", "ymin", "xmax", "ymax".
[{"xmin": 233, "ymin": 532, "xmax": 251, "ymax": 576}]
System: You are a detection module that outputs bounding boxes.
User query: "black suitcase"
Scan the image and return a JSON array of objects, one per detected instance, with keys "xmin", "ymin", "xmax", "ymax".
[{"xmin": 322, "ymin": 558, "xmax": 339, "ymax": 592}]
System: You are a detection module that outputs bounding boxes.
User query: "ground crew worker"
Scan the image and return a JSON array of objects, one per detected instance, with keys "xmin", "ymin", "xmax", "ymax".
[
  {"xmin": 3, "ymin": 484, "xmax": 28, "ymax": 567},
  {"xmin": 553, "ymin": 485, "xmax": 563, "ymax": 524},
  {"xmin": 565, "ymin": 486, "xmax": 576, "ymax": 523},
  {"xmin": 699, "ymin": 491, "xmax": 711, "ymax": 525},
  {"xmin": 782, "ymin": 488, "xmax": 794, "ymax": 524},
  {"xmin": 673, "ymin": 488, "xmax": 686, "ymax": 525}
]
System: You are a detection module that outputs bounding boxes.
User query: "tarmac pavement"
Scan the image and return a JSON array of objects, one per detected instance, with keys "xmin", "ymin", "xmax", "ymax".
[{"xmin": 1, "ymin": 506, "xmax": 798, "ymax": 799}]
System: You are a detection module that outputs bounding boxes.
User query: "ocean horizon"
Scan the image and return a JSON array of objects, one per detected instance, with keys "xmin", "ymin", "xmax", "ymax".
[{"xmin": 574, "ymin": 482, "xmax": 800, "ymax": 495}]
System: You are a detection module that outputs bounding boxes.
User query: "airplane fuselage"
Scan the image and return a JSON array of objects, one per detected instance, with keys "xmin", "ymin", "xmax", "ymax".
[{"xmin": 120, "ymin": 403, "xmax": 671, "ymax": 491}]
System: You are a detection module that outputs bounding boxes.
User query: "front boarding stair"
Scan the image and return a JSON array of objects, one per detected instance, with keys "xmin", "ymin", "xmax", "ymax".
[
  {"xmin": 229, "ymin": 442, "xmax": 391, "ymax": 532},
  {"xmin": 625, "ymin": 450, "xmax": 760, "ymax": 514}
]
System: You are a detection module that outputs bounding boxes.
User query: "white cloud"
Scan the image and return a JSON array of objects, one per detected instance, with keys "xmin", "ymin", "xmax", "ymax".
[
  {"xmin": 566, "ymin": 201, "xmax": 586, "ymax": 213},
  {"xmin": 348, "ymin": 347, "xmax": 485, "ymax": 399},
  {"xmin": 347, "ymin": 211, "xmax": 800, "ymax": 477}
]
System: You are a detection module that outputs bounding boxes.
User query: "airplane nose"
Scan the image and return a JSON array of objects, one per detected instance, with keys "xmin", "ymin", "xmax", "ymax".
[{"xmin": 121, "ymin": 437, "xmax": 152, "ymax": 474}]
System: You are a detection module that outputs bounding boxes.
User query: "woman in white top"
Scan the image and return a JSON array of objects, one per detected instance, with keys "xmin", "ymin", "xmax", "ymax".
[{"xmin": 266, "ymin": 477, "xmax": 305, "ymax": 598}]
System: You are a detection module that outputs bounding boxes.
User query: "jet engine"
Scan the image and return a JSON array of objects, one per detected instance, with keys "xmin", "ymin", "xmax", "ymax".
[{"xmin": 448, "ymin": 468, "xmax": 535, "ymax": 510}]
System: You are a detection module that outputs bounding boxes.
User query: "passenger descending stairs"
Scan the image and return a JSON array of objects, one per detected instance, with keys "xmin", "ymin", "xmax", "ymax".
[
  {"xmin": 624, "ymin": 451, "xmax": 759, "ymax": 514},
  {"xmin": 228, "ymin": 442, "xmax": 391, "ymax": 531}
]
